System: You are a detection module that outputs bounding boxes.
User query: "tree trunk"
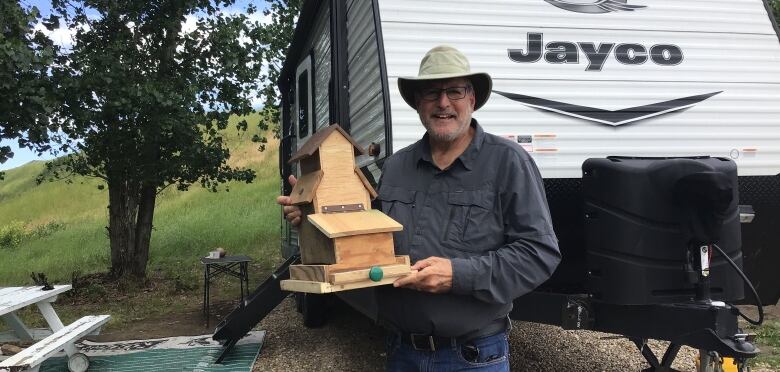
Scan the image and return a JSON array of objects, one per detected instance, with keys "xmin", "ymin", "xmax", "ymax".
[
  {"xmin": 133, "ymin": 184, "xmax": 157, "ymax": 278},
  {"xmin": 107, "ymin": 175, "xmax": 159, "ymax": 280},
  {"xmin": 107, "ymin": 176, "xmax": 139, "ymax": 279}
]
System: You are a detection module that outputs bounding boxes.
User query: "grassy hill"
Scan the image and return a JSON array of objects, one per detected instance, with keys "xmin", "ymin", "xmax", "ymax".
[{"xmin": 0, "ymin": 113, "xmax": 284, "ymax": 286}]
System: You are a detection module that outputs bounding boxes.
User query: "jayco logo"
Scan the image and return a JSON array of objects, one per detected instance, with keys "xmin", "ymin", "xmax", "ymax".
[
  {"xmin": 508, "ymin": 33, "xmax": 683, "ymax": 71},
  {"xmin": 545, "ymin": 0, "xmax": 646, "ymax": 14}
]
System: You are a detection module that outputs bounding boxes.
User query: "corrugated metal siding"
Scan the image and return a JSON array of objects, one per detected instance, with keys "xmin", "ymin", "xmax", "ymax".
[
  {"xmin": 378, "ymin": 0, "xmax": 776, "ymax": 35},
  {"xmin": 290, "ymin": 4, "xmax": 331, "ymax": 149},
  {"xmin": 312, "ymin": 5, "xmax": 331, "ymax": 131},
  {"xmin": 346, "ymin": 0, "xmax": 387, "ymax": 168},
  {"xmin": 286, "ymin": 4, "xmax": 331, "ymax": 255},
  {"xmin": 379, "ymin": 24, "xmax": 780, "ymax": 84},
  {"xmin": 377, "ymin": 0, "xmax": 780, "ymax": 178}
]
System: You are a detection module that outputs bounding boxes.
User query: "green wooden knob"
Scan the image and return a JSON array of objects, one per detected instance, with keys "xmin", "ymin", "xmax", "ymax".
[{"xmin": 368, "ymin": 266, "xmax": 383, "ymax": 282}]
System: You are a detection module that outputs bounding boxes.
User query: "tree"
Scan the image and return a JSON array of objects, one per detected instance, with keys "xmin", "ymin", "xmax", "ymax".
[
  {"xmin": 772, "ymin": 0, "xmax": 780, "ymax": 25},
  {"xmin": 0, "ymin": 1, "xmax": 58, "ymax": 178},
  {"xmin": 252, "ymin": 0, "xmax": 302, "ymax": 138},
  {"xmin": 44, "ymin": 0, "xmax": 287, "ymax": 280}
]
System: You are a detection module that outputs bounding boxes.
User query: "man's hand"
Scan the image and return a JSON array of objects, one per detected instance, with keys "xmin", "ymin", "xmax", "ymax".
[
  {"xmin": 393, "ymin": 256, "xmax": 453, "ymax": 293},
  {"xmin": 276, "ymin": 175, "xmax": 303, "ymax": 226}
]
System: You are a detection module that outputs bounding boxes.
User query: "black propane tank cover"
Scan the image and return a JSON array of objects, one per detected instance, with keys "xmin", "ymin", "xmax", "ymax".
[{"xmin": 582, "ymin": 156, "xmax": 744, "ymax": 305}]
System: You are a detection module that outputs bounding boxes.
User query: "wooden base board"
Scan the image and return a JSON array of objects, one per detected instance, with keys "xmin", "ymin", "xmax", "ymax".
[
  {"xmin": 281, "ymin": 256, "xmax": 413, "ymax": 294},
  {"xmin": 289, "ymin": 255, "xmax": 410, "ymax": 282},
  {"xmin": 281, "ymin": 276, "xmax": 400, "ymax": 294}
]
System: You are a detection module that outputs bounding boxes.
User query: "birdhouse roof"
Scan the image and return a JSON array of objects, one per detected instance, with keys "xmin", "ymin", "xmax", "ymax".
[
  {"xmin": 307, "ymin": 210, "xmax": 403, "ymax": 238},
  {"xmin": 288, "ymin": 124, "xmax": 366, "ymax": 164}
]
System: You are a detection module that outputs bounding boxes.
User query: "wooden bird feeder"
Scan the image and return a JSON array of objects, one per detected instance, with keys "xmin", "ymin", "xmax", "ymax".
[{"xmin": 280, "ymin": 124, "xmax": 411, "ymax": 293}]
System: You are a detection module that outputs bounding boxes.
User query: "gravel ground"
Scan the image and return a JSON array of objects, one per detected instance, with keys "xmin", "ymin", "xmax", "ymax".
[{"xmin": 253, "ymin": 297, "xmax": 701, "ymax": 371}]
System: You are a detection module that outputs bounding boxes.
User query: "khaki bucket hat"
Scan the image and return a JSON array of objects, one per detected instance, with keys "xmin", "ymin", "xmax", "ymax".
[{"xmin": 398, "ymin": 45, "xmax": 492, "ymax": 111}]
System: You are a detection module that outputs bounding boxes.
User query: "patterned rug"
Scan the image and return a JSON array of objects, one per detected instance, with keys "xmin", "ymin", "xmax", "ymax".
[{"xmin": 39, "ymin": 331, "xmax": 265, "ymax": 372}]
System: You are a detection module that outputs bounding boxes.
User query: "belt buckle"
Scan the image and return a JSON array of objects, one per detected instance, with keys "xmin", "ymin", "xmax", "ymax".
[{"xmin": 410, "ymin": 333, "xmax": 436, "ymax": 351}]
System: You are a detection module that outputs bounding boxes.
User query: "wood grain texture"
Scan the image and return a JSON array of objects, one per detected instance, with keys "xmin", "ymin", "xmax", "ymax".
[
  {"xmin": 333, "ymin": 233, "xmax": 396, "ymax": 269},
  {"xmin": 289, "ymin": 169, "xmax": 323, "ymax": 205},
  {"xmin": 355, "ymin": 166, "xmax": 378, "ymax": 200},
  {"xmin": 280, "ymin": 275, "xmax": 401, "ymax": 294},
  {"xmin": 329, "ymin": 263, "xmax": 412, "ymax": 285},
  {"xmin": 314, "ymin": 133, "xmax": 370, "ymax": 212},
  {"xmin": 288, "ymin": 124, "xmax": 365, "ymax": 164},
  {"xmin": 289, "ymin": 265, "xmax": 330, "ymax": 282},
  {"xmin": 0, "ymin": 286, "xmax": 71, "ymax": 316},
  {"xmin": 299, "ymin": 204, "xmax": 336, "ymax": 265},
  {"xmin": 284, "ymin": 256, "xmax": 412, "ymax": 292},
  {"xmin": 307, "ymin": 210, "xmax": 402, "ymax": 238},
  {"xmin": 299, "ymin": 226, "xmax": 335, "ymax": 264},
  {"xmin": 280, "ymin": 279, "xmax": 331, "ymax": 293}
]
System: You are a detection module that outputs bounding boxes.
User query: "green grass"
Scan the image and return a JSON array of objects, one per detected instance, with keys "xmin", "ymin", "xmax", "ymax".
[
  {"xmin": 749, "ymin": 318, "xmax": 780, "ymax": 369},
  {"xmin": 0, "ymin": 113, "xmax": 284, "ymax": 285},
  {"xmin": 0, "ymin": 114, "xmax": 286, "ymax": 333},
  {"xmin": 0, "ymin": 162, "xmax": 107, "ymax": 227}
]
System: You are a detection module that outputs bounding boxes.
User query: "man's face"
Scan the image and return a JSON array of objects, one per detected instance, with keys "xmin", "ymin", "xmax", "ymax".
[{"xmin": 415, "ymin": 78, "xmax": 475, "ymax": 143}]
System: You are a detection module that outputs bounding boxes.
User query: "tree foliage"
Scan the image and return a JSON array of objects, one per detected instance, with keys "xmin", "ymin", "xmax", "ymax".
[
  {"xmin": 0, "ymin": 1, "xmax": 58, "ymax": 178},
  {"xmin": 43, "ymin": 0, "xmax": 290, "ymax": 279},
  {"xmin": 252, "ymin": 0, "xmax": 301, "ymax": 140},
  {"xmin": 49, "ymin": 0, "xmax": 265, "ymax": 188},
  {"xmin": 772, "ymin": 0, "xmax": 780, "ymax": 25}
]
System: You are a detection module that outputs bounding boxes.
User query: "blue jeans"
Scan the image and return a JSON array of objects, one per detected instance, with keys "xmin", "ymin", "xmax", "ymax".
[{"xmin": 385, "ymin": 331, "xmax": 510, "ymax": 371}]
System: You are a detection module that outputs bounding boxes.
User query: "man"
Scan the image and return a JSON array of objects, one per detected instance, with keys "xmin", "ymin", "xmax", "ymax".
[{"xmin": 278, "ymin": 45, "xmax": 560, "ymax": 371}]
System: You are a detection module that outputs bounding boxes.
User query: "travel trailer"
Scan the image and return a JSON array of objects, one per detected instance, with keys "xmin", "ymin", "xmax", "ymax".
[{"xmin": 216, "ymin": 1, "xmax": 780, "ymax": 370}]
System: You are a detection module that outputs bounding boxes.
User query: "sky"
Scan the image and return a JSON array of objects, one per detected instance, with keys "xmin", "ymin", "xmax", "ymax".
[
  {"xmin": 3, "ymin": 0, "xmax": 273, "ymax": 171},
  {"xmin": 0, "ymin": 140, "xmax": 56, "ymax": 171}
]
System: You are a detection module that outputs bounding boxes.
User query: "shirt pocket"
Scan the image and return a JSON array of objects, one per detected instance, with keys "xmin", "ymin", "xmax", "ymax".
[
  {"xmin": 377, "ymin": 186, "xmax": 416, "ymax": 251},
  {"xmin": 445, "ymin": 189, "xmax": 499, "ymax": 252}
]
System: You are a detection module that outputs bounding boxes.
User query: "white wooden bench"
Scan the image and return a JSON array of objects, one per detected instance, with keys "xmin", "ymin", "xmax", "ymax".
[{"xmin": 0, "ymin": 314, "xmax": 110, "ymax": 372}]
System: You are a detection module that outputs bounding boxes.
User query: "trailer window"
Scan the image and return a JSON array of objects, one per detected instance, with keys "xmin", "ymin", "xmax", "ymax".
[
  {"xmin": 295, "ymin": 54, "xmax": 313, "ymax": 145},
  {"xmin": 297, "ymin": 70, "xmax": 309, "ymax": 139}
]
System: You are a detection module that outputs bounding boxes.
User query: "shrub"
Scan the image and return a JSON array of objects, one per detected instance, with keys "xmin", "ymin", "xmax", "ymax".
[
  {"xmin": 29, "ymin": 221, "xmax": 66, "ymax": 239},
  {"xmin": 0, "ymin": 220, "xmax": 66, "ymax": 249},
  {"xmin": 0, "ymin": 221, "xmax": 27, "ymax": 249}
]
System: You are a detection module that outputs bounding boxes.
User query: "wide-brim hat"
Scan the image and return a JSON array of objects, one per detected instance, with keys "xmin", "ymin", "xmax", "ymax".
[{"xmin": 398, "ymin": 45, "xmax": 492, "ymax": 111}]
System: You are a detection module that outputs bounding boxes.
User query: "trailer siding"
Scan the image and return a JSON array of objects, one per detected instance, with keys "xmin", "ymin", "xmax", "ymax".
[
  {"xmin": 283, "ymin": 3, "xmax": 333, "ymax": 258},
  {"xmin": 376, "ymin": 0, "xmax": 780, "ymax": 178},
  {"xmin": 312, "ymin": 5, "xmax": 331, "ymax": 132},
  {"xmin": 346, "ymin": 0, "xmax": 387, "ymax": 170}
]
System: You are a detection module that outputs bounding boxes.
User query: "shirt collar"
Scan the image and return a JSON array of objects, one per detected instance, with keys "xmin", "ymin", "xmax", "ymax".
[{"xmin": 415, "ymin": 119, "xmax": 485, "ymax": 171}]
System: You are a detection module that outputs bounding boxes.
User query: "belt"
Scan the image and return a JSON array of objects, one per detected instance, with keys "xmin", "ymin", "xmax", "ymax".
[{"xmin": 397, "ymin": 318, "xmax": 508, "ymax": 352}]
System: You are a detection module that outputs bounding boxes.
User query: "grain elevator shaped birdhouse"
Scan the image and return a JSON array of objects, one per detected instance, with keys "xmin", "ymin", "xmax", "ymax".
[{"xmin": 279, "ymin": 124, "xmax": 411, "ymax": 293}]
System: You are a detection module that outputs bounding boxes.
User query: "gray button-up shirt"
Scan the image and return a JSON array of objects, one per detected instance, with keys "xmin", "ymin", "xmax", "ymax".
[{"xmin": 375, "ymin": 120, "xmax": 561, "ymax": 337}]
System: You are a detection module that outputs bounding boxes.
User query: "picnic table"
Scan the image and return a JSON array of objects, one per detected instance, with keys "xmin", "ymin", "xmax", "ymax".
[{"xmin": 0, "ymin": 285, "xmax": 110, "ymax": 372}]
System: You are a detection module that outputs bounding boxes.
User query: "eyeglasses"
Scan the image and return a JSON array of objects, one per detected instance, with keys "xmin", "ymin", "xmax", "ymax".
[{"xmin": 419, "ymin": 86, "xmax": 471, "ymax": 101}]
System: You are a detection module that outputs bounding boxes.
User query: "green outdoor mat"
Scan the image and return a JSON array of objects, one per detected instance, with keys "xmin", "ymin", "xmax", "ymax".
[{"xmin": 39, "ymin": 331, "xmax": 265, "ymax": 372}]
